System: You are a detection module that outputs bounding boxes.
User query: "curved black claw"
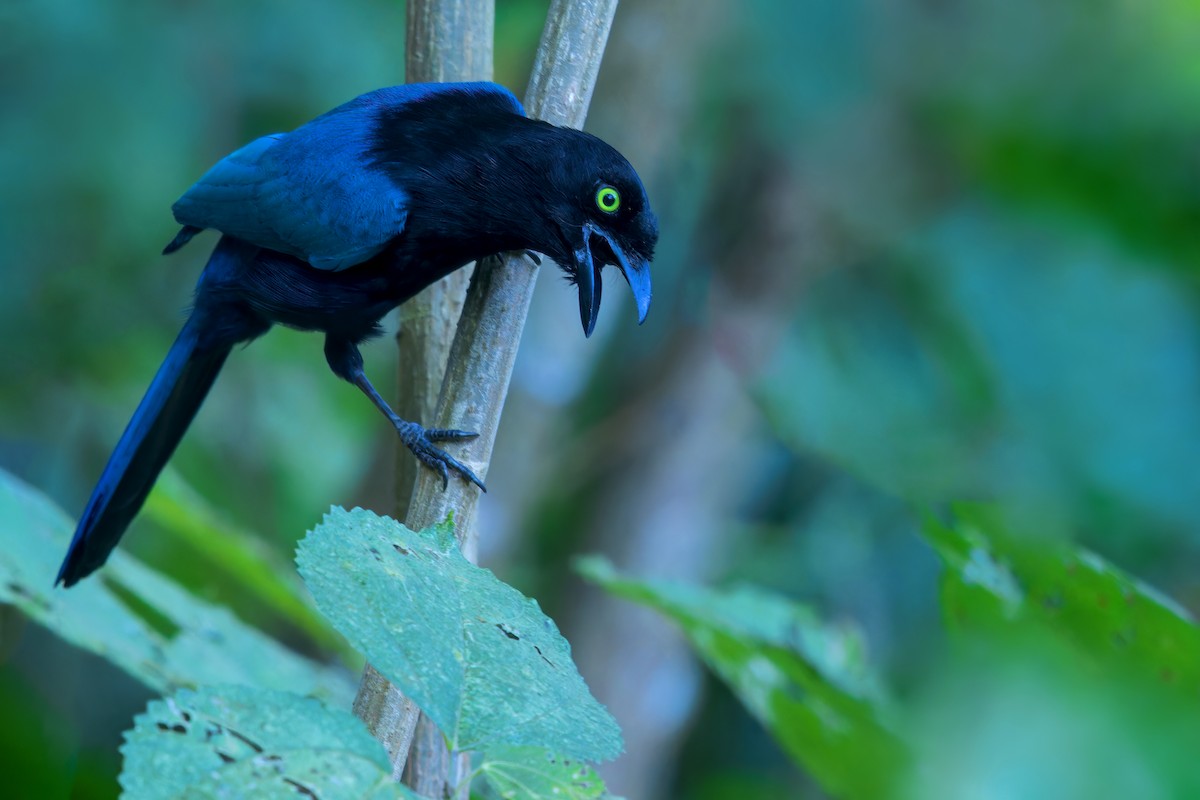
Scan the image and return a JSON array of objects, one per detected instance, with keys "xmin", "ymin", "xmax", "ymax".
[{"xmin": 398, "ymin": 422, "xmax": 486, "ymax": 492}]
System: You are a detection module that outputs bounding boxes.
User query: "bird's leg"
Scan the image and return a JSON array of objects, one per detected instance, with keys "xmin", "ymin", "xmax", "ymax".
[{"xmin": 323, "ymin": 336, "xmax": 485, "ymax": 491}]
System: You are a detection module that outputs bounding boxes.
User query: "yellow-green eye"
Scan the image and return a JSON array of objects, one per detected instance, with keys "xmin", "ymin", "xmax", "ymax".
[{"xmin": 595, "ymin": 185, "xmax": 621, "ymax": 213}]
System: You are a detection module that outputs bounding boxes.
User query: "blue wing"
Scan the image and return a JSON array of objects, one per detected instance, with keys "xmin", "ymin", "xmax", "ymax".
[{"xmin": 170, "ymin": 82, "xmax": 523, "ymax": 271}]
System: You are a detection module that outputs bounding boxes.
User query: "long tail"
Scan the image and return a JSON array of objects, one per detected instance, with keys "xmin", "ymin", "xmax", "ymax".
[{"xmin": 56, "ymin": 314, "xmax": 233, "ymax": 587}]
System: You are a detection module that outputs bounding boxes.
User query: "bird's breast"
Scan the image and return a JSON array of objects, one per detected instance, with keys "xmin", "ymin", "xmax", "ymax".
[{"xmin": 230, "ymin": 237, "xmax": 483, "ymax": 342}]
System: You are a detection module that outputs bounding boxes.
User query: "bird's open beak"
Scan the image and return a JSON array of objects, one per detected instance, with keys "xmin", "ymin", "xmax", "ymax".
[{"xmin": 574, "ymin": 223, "xmax": 653, "ymax": 338}]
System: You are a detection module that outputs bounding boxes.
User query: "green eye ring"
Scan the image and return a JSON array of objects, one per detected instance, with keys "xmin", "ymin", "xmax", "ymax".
[{"xmin": 595, "ymin": 185, "xmax": 621, "ymax": 213}]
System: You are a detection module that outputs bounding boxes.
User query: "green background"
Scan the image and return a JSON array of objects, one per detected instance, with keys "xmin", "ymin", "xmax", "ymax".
[{"xmin": 2, "ymin": 0, "xmax": 1199, "ymax": 797}]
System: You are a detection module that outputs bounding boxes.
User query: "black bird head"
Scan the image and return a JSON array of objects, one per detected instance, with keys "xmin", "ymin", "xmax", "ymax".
[
  {"xmin": 517, "ymin": 126, "xmax": 658, "ymax": 337},
  {"xmin": 370, "ymin": 87, "xmax": 658, "ymax": 336}
]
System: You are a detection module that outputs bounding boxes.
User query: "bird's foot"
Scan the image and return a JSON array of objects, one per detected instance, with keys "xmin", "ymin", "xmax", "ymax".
[{"xmin": 397, "ymin": 422, "xmax": 486, "ymax": 492}]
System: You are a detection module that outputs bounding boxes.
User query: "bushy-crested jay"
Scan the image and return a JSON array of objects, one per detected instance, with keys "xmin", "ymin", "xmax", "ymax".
[{"xmin": 57, "ymin": 82, "xmax": 657, "ymax": 587}]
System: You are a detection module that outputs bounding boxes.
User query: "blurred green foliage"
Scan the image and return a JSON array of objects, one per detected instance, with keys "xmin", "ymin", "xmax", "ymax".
[
  {"xmin": 579, "ymin": 557, "xmax": 907, "ymax": 800},
  {"xmin": 584, "ymin": 505, "xmax": 1200, "ymax": 798},
  {"xmin": 0, "ymin": 469, "xmax": 354, "ymax": 703}
]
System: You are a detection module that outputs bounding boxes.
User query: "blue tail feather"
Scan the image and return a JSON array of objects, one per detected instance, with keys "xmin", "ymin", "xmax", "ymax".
[{"xmin": 56, "ymin": 316, "xmax": 231, "ymax": 587}]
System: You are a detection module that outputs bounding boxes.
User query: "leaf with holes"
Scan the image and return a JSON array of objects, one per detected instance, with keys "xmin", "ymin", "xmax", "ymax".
[
  {"xmin": 120, "ymin": 685, "xmax": 423, "ymax": 800},
  {"xmin": 0, "ymin": 468, "xmax": 353, "ymax": 704},
  {"xmin": 297, "ymin": 508, "xmax": 621, "ymax": 760},
  {"xmin": 479, "ymin": 746, "xmax": 607, "ymax": 800}
]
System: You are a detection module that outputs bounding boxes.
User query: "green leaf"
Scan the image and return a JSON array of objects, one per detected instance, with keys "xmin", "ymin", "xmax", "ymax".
[
  {"xmin": 296, "ymin": 508, "xmax": 621, "ymax": 761},
  {"xmin": 143, "ymin": 468, "xmax": 346, "ymax": 655},
  {"xmin": 120, "ymin": 685, "xmax": 423, "ymax": 800},
  {"xmin": 577, "ymin": 557, "xmax": 908, "ymax": 800},
  {"xmin": 478, "ymin": 746, "xmax": 606, "ymax": 800},
  {"xmin": 0, "ymin": 468, "xmax": 353, "ymax": 704},
  {"xmin": 923, "ymin": 503, "xmax": 1200, "ymax": 693},
  {"xmin": 901, "ymin": 624, "xmax": 1200, "ymax": 800}
]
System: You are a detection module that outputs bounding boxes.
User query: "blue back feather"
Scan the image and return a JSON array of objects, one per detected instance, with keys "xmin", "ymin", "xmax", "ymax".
[{"xmin": 171, "ymin": 82, "xmax": 523, "ymax": 271}]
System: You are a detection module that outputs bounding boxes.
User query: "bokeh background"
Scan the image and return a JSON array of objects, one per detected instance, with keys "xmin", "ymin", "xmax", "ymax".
[{"xmin": 3, "ymin": 0, "xmax": 1200, "ymax": 797}]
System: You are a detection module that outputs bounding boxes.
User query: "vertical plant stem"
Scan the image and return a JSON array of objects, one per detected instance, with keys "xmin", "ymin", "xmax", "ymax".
[
  {"xmin": 353, "ymin": 0, "xmax": 620, "ymax": 791},
  {"xmin": 401, "ymin": 7, "xmax": 618, "ymax": 533},
  {"xmin": 352, "ymin": 0, "xmax": 494, "ymax": 780},
  {"xmin": 393, "ymin": 0, "xmax": 496, "ymax": 528},
  {"xmin": 402, "ymin": 2, "xmax": 619, "ymax": 795}
]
